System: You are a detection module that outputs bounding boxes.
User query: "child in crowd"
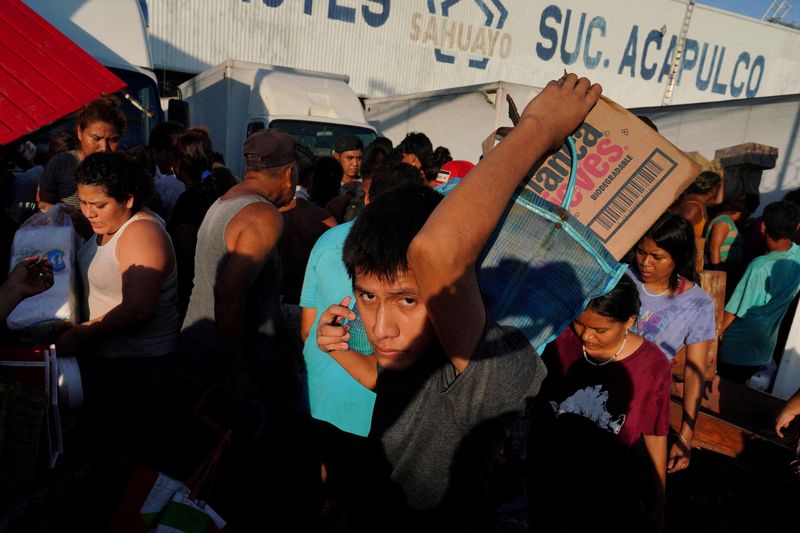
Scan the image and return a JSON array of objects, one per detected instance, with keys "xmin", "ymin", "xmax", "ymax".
[{"xmin": 706, "ymin": 195, "xmax": 747, "ymax": 267}]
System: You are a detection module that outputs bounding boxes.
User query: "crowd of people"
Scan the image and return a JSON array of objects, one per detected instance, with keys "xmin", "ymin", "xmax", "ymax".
[{"xmin": 2, "ymin": 74, "xmax": 800, "ymax": 532}]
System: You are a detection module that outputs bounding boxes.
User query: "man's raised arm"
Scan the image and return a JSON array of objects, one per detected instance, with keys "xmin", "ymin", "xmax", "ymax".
[{"xmin": 407, "ymin": 74, "xmax": 602, "ymax": 372}]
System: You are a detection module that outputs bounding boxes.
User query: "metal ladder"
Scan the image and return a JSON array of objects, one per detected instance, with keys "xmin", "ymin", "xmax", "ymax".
[{"xmin": 662, "ymin": 0, "xmax": 695, "ymax": 106}]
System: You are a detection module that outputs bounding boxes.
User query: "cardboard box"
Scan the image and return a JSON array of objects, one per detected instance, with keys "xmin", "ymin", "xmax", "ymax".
[{"xmin": 483, "ymin": 96, "xmax": 701, "ymax": 259}]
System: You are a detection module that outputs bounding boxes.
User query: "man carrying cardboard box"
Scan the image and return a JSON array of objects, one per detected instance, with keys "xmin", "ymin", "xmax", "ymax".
[{"xmin": 316, "ymin": 73, "xmax": 601, "ymax": 530}]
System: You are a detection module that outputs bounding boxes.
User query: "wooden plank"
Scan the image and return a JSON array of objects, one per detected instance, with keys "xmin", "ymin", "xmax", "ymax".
[
  {"xmin": 670, "ymin": 375, "xmax": 800, "ymax": 456},
  {"xmin": 699, "ymin": 270, "xmax": 725, "ymax": 380},
  {"xmin": 670, "ymin": 400, "xmax": 746, "ymax": 457},
  {"xmin": 694, "ymin": 237, "xmax": 706, "ymax": 273},
  {"xmin": 671, "ymin": 270, "xmax": 725, "ymax": 382}
]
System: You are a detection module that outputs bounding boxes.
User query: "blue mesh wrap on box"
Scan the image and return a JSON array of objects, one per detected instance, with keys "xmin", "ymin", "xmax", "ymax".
[{"xmin": 442, "ymin": 137, "xmax": 628, "ymax": 355}]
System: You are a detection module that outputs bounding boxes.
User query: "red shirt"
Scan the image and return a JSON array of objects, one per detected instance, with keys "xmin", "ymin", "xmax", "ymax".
[{"xmin": 541, "ymin": 326, "xmax": 671, "ymax": 446}]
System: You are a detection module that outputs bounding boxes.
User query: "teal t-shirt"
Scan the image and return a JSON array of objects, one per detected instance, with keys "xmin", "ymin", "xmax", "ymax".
[
  {"xmin": 299, "ymin": 221, "xmax": 376, "ymax": 436},
  {"xmin": 720, "ymin": 243, "xmax": 800, "ymax": 367}
]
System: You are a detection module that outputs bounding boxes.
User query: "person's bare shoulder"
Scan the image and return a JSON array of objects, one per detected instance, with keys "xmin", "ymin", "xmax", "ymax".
[
  {"xmin": 117, "ymin": 216, "xmax": 172, "ymax": 264},
  {"xmin": 225, "ymin": 199, "xmax": 283, "ymax": 256}
]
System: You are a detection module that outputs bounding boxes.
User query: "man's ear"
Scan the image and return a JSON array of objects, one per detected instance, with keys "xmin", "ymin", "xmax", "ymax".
[
  {"xmin": 284, "ymin": 164, "xmax": 297, "ymax": 186},
  {"xmin": 760, "ymin": 220, "xmax": 766, "ymax": 236}
]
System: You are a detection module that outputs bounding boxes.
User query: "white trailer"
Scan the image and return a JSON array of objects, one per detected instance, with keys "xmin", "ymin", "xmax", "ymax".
[
  {"xmin": 369, "ymin": 84, "xmax": 799, "ymax": 209},
  {"xmin": 179, "ymin": 59, "xmax": 377, "ymax": 177},
  {"xmin": 634, "ymin": 93, "xmax": 800, "ymax": 211},
  {"xmin": 365, "ymin": 81, "xmax": 540, "ymax": 163},
  {"xmin": 148, "ymin": 0, "xmax": 800, "ymax": 107}
]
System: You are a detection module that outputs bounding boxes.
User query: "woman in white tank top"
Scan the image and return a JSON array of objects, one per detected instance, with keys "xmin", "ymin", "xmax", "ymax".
[
  {"xmin": 57, "ymin": 152, "xmax": 180, "ymax": 358},
  {"xmin": 56, "ymin": 152, "xmax": 181, "ymax": 465}
]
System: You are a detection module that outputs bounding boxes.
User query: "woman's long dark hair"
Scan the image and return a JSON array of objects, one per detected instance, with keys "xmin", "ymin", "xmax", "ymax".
[{"xmin": 637, "ymin": 212, "xmax": 697, "ymax": 291}]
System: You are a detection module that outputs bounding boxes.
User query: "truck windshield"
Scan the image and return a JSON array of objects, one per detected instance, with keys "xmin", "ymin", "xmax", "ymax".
[
  {"xmin": 27, "ymin": 68, "xmax": 162, "ymax": 153},
  {"xmin": 108, "ymin": 67, "xmax": 163, "ymax": 147},
  {"xmin": 269, "ymin": 120, "xmax": 376, "ymax": 157}
]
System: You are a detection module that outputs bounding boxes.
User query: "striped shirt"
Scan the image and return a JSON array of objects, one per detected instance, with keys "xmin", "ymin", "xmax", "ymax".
[{"xmin": 39, "ymin": 150, "xmax": 81, "ymax": 208}]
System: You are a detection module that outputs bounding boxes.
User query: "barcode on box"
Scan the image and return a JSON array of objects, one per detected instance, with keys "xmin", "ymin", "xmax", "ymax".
[{"xmin": 588, "ymin": 148, "xmax": 677, "ymax": 242}]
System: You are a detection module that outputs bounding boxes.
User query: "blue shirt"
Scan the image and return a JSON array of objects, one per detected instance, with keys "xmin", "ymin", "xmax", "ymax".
[
  {"xmin": 628, "ymin": 270, "xmax": 716, "ymax": 360},
  {"xmin": 299, "ymin": 221, "xmax": 376, "ymax": 436},
  {"xmin": 720, "ymin": 243, "xmax": 800, "ymax": 367}
]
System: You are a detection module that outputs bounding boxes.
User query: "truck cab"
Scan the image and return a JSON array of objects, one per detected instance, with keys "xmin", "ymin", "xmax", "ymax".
[
  {"xmin": 179, "ymin": 60, "xmax": 376, "ymax": 177},
  {"xmin": 23, "ymin": 0, "xmax": 162, "ymax": 148}
]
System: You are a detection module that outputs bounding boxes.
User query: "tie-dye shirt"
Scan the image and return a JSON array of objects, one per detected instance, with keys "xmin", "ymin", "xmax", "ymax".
[{"xmin": 627, "ymin": 270, "xmax": 716, "ymax": 360}]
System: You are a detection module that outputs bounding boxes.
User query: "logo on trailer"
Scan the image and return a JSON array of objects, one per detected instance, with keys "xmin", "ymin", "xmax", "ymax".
[{"xmin": 410, "ymin": 1, "xmax": 512, "ymax": 70}]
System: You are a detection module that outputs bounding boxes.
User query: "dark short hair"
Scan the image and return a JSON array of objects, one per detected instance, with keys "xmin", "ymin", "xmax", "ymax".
[
  {"xmin": 344, "ymin": 183, "xmax": 442, "ymax": 283},
  {"xmin": 360, "ymin": 142, "xmax": 394, "ymax": 182},
  {"xmin": 123, "ymin": 146, "xmax": 155, "ymax": 181},
  {"xmin": 76, "ymin": 95, "xmax": 126, "ymax": 136},
  {"xmin": 587, "ymin": 274, "xmax": 641, "ymax": 323},
  {"xmin": 334, "ymin": 134, "xmax": 364, "ymax": 154},
  {"xmin": 717, "ymin": 194, "xmax": 749, "ymax": 215},
  {"xmin": 782, "ymin": 188, "xmax": 800, "ymax": 207},
  {"xmin": 369, "ymin": 161, "xmax": 423, "ymax": 201},
  {"xmin": 370, "ymin": 137, "xmax": 394, "ymax": 152},
  {"xmin": 637, "ymin": 213, "xmax": 696, "ymax": 291},
  {"xmin": 398, "ymin": 133, "xmax": 451, "ymax": 183},
  {"xmin": 174, "ymin": 128, "xmax": 213, "ymax": 183},
  {"xmin": 76, "ymin": 152, "xmax": 152, "ymax": 212},
  {"xmin": 398, "ymin": 132, "xmax": 432, "ymax": 159},
  {"xmin": 687, "ymin": 171, "xmax": 721, "ymax": 195},
  {"xmin": 148, "ymin": 120, "xmax": 186, "ymax": 151},
  {"xmin": 48, "ymin": 131, "xmax": 77, "ymax": 160},
  {"xmin": 763, "ymin": 201, "xmax": 800, "ymax": 241}
]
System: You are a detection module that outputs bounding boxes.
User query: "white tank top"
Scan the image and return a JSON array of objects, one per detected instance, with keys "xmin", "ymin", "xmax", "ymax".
[{"xmin": 78, "ymin": 209, "xmax": 180, "ymax": 358}]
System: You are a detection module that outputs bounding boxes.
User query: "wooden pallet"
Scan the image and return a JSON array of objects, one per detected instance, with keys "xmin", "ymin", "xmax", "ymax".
[{"xmin": 670, "ymin": 376, "xmax": 800, "ymax": 457}]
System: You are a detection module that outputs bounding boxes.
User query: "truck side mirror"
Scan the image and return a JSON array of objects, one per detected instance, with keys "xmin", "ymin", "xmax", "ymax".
[{"xmin": 168, "ymin": 99, "xmax": 190, "ymax": 128}]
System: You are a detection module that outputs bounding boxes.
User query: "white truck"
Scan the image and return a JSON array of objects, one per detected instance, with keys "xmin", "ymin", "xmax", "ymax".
[
  {"xmin": 178, "ymin": 59, "xmax": 377, "ymax": 178},
  {"xmin": 23, "ymin": 0, "xmax": 163, "ymax": 147},
  {"xmin": 365, "ymin": 81, "xmax": 540, "ymax": 164}
]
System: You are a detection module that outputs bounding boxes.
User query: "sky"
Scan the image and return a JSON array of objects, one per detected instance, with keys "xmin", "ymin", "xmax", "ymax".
[{"xmin": 698, "ymin": 0, "xmax": 799, "ymax": 24}]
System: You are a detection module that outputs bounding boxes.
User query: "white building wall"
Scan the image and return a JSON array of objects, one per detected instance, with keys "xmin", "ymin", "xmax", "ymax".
[{"xmin": 149, "ymin": 0, "xmax": 800, "ymax": 106}]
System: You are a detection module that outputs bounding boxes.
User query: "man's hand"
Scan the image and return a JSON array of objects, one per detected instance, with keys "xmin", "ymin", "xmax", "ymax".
[
  {"xmin": 667, "ymin": 438, "xmax": 691, "ymax": 473},
  {"xmin": 776, "ymin": 403, "xmax": 800, "ymax": 438},
  {"xmin": 316, "ymin": 297, "xmax": 355, "ymax": 353},
  {"xmin": 6, "ymin": 256, "xmax": 54, "ymax": 299},
  {"xmin": 519, "ymin": 73, "xmax": 602, "ymax": 152}
]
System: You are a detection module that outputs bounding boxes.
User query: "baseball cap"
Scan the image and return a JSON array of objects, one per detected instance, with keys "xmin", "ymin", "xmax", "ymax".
[
  {"xmin": 243, "ymin": 129, "xmax": 296, "ymax": 168},
  {"xmin": 435, "ymin": 160, "xmax": 475, "ymax": 187}
]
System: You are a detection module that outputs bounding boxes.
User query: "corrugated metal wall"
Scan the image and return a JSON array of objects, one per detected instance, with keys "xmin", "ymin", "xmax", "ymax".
[{"xmin": 149, "ymin": 0, "xmax": 800, "ymax": 106}]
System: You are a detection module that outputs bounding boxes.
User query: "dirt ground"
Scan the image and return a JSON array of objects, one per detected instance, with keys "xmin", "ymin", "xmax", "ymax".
[
  {"xmin": 665, "ymin": 442, "xmax": 800, "ymax": 533},
  {"xmin": 2, "ymin": 417, "xmax": 799, "ymax": 532},
  {"xmin": 492, "ymin": 412, "xmax": 800, "ymax": 533}
]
